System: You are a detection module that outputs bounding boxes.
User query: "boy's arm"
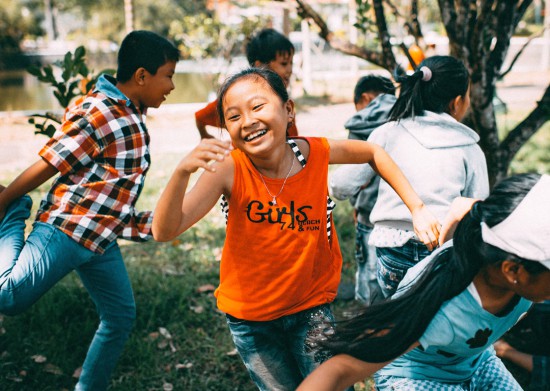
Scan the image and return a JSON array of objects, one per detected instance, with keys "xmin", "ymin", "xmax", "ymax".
[
  {"xmin": 0, "ymin": 159, "xmax": 58, "ymax": 215},
  {"xmin": 328, "ymin": 139, "xmax": 440, "ymax": 250},
  {"xmin": 195, "ymin": 100, "xmax": 220, "ymax": 139}
]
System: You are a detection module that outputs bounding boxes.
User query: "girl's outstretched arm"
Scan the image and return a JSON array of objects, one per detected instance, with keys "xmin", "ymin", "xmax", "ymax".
[
  {"xmin": 297, "ymin": 354, "xmax": 388, "ymax": 391},
  {"xmin": 328, "ymin": 139, "xmax": 440, "ymax": 250},
  {"xmin": 153, "ymin": 139, "xmax": 232, "ymax": 242}
]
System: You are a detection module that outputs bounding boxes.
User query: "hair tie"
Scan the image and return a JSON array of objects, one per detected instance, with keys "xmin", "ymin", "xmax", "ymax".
[
  {"xmin": 469, "ymin": 202, "xmax": 483, "ymax": 222},
  {"xmin": 420, "ymin": 66, "xmax": 432, "ymax": 82}
]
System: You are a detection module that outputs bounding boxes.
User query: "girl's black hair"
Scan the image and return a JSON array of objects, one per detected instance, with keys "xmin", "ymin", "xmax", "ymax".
[
  {"xmin": 320, "ymin": 173, "xmax": 544, "ymax": 363},
  {"xmin": 388, "ymin": 55, "xmax": 469, "ymax": 121},
  {"xmin": 116, "ymin": 30, "xmax": 180, "ymax": 83},
  {"xmin": 245, "ymin": 28, "xmax": 295, "ymax": 66},
  {"xmin": 216, "ymin": 68, "xmax": 289, "ymax": 128}
]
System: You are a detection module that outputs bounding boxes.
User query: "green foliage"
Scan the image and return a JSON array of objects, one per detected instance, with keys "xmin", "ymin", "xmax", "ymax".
[
  {"xmin": 0, "ymin": 0, "xmax": 43, "ymax": 68},
  {"xmin": 26, "ymin": 46, "xmax": 115, "ymax": 137},
  {"xmin": 169, "ymin": 14, "xmax": 271, "ymax": 61}
]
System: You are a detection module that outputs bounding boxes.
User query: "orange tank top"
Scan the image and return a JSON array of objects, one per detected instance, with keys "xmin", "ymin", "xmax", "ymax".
[{"xmin": 215, "ymin": 137, "xmax": 342, "ymax": 321}]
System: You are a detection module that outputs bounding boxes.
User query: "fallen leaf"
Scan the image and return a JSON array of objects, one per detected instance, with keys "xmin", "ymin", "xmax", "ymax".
[
  {"xmin": 197, "ymin": 284, "xmax": 216, "ymax": 293},
  {"xmin": 163, "ymin": 382, "xmax": 174, "ymax": 391},
  {"xmin": 226, "ymin": 348, "xmax": 239, "ymax": 356},
  {"xmin": 159, "ymin": 327, "xmax": 172, "ymax": 339},
  {"xmin": 31, "ymin": 354, "xmax": 47, "ymax": 363},
  {"xmin": 190, "ymin": 305, "xmax": 204, "ymax": 314},
  {"xmin": 73, "ymin": 366, "xmax": 82, "ymax": 378},
  {"xmin": 44, "ymin": 363, "xmax": 63, "ymax": 375},
  {"xmin": 175, "ymin": 362, "xmax": 193, "ymax": 370}
]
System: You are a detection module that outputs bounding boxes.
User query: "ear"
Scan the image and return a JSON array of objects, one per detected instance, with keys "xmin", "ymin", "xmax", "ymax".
[
  {"xmin": 500, "ymin": 260, "xmax": 521, "ymax": 285},
  {"xmin": 285, "ymin": 99, "xmax": 295, "ymax": 122},
  {"xmin": 134, "ymin": 67, "xmax": 147, "ymax": 86},
  {"xmin": 253, "ymin": 60, "xmax": 266, "ymax": 68},
  {"xmin": 448, "ymin": 95, "xmax": 463, "ymax": 116}
]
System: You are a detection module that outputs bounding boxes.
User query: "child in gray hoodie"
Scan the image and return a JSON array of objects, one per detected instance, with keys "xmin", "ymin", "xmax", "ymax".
[
  {"xmin": 331, "ymin": 56, "xmax": 489, "ymax": 299},
  {"xmin": 340, "ymin": 75, "xmax": 396, "ymax": 304}
]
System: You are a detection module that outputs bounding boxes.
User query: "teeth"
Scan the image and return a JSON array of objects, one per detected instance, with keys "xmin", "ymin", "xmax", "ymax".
[{"xmin": 245, "ymin": 130, "xmax": 267, "ymax": 142}]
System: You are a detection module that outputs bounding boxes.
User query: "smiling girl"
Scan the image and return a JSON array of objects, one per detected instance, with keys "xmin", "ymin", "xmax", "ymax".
[{"xmin": 152, "ymin": 68, "xmax": 440, "ymax": 390}]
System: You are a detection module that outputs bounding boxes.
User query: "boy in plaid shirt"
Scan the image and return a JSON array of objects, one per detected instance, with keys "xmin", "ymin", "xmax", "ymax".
[{"xmin": 0, "ymin": 30, "xmax": 179, "ymax": 390}]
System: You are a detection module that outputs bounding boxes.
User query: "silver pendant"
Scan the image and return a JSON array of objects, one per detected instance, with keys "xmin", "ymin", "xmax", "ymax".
[{"xmin": 271, "ymin": 197, "xmax": 277, "ymax": 205}]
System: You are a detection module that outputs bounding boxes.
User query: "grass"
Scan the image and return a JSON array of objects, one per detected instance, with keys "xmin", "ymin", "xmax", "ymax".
[{"xmin": 0, "ymin": 105, "xmax": 548, "ymax": 390}]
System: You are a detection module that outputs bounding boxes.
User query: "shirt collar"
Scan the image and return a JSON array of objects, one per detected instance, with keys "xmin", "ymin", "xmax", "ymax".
[{"xmin": 95, "ymin": 74, "xmax": 133, "ymax": 108}]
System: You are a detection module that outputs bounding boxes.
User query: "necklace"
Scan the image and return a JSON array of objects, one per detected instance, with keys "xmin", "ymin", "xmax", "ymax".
[{"xmin": 258, "ymin": 147, "xmax": 295, "ymax": 206}]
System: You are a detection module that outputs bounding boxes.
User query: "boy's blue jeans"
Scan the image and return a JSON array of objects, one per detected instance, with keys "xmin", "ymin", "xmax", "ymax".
[
  {"xmin": 376, "ymin": 240, "xmax": 432, "ymax": 298},
  {"xmin": 0, "ymin": 196, "xmax": 136, "ymax": 391},
  {"xmin": 355, "ymin": 222, "xmax": 383, "ymax": 304},
  {"xmin": 225, "ymin": 304, "xmax": 335, "ymax": 391}
]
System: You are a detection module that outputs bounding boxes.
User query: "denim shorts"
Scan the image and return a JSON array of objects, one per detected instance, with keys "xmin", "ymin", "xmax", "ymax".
[
  {"xmin": 225, "ymin": 304, "xmax": 335, "ymax": 391},
  {"xmin": 376, "ymin": 240, "xmax": 432, "ymax": 298}
]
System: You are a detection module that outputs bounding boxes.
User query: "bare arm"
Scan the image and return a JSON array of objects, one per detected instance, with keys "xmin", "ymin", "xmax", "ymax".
[
  {"xmin": 298, "ymin": 342, "xmax": 420, "ymax": 391},
  {"xmin": 152, "ymin": 139, "xmax": 232, "ymax": 242},
  {"xmin": 195, "ymin": 117, "xmax": 214, "ymax": 139},
  {"xmin": 0, "ymin": 158, "xmax": 58, "ymax": 214},
  {"xmin": 328, "ymin": 139, "xmax": 440, "ymax": 249},
  {"xmin": 438, "ymin": 197, "xmax": 478, "ymax": 246}
]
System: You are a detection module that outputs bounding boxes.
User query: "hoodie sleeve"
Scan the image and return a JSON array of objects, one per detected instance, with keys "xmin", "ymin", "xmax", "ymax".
[
  {"xmin": 463, "ymin": 145, "xmax": 490, "ymax": 199},
  {"xmin": 329, "ymin": 163, "xmax": 377, "ymax": 200}
]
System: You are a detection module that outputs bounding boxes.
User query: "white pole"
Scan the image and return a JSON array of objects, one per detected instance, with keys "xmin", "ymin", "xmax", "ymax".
[
  {"xmin": 349, "ymin": 0, "xmax": 358, "ymax": 77},
  {"xmin": 301, "ymin": 19, "xmax": 313, "ymax": 94},
  {"xmin": 542, "ymin": 0, "xmax": 550, "ymax": 70},
  {"xmin": 124, "ymin": 0, "xmax": 134, "ymax": 34}
]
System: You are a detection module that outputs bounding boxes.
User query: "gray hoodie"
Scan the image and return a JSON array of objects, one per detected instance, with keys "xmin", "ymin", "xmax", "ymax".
[
  {"xmin": 344, "ymin": 94, "xmax": 397, "ymax": 226},
  {"xmin": 330, "ymin": 110, "xmax": 489, "ymax": 231}
]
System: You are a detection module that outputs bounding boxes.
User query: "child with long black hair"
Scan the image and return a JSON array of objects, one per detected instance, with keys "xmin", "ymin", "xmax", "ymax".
[{"xmin": 299, "ymin": 173, "xmax": 550, "ymax": 391}]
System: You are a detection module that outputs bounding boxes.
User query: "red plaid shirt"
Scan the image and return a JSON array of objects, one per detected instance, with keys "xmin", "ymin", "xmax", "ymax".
[{"xmin": 37, "ymin": 75, "xmax": 152, "ymax": 254}]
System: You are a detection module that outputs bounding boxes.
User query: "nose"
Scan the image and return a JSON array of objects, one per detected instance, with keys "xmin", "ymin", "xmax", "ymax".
[{"xmin": 241, "ymin": 112, "xmax": 257, "ymax": 129}]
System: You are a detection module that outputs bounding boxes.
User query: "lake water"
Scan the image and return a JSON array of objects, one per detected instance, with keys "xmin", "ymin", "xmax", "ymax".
[{"xmin": 0, "ymin": 70, "xmax": 217, "ymax": 112}]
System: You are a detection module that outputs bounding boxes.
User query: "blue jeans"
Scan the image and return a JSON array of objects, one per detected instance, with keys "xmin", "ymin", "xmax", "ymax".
[
  {"xmin": 0, "ymin": 196, "xmax": 136, "ymax": 391},
  {"xmin": 225, "ymin": 304, "xmax": 335, "ymax": 391},
  {"xmin": 355, "ymin": 223, "xmax": 382, "ymax": 304},
  {"xmin": 376, "ymin": 240, "xmax": 432, "ymax": 298}
]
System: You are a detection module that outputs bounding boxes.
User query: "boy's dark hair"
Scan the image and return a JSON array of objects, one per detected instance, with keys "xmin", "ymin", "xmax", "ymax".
[
  {"xmin": 320, "ymin": 173, "xmax": 544, "ymax": 363},
  {"xmin": 353, "ymin": 75, "xmax": 396, "ymax": 104},
  {"xmin": 117, "ymin": 30, "xmax": 180, "ymax": 83},
  {"xmin": 389, "ymin": 55, "xmax": 469, "ymax": 121},
  {"xmin": 245, "ymin": 28, "xmax": 294, "ymax": 66},
  {"xmin": 217, "ymin": 68, "xmax": 288, "ymax": 128}
]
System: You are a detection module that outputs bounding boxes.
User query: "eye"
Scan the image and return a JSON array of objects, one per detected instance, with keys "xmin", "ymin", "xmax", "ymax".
[
  {"xmin": 227, "ymin": 114, "xmax": 240, "ymax": 121},
  {"xmin": 253, "ymin": 103, "xmax": 264, "ymax": 111}
]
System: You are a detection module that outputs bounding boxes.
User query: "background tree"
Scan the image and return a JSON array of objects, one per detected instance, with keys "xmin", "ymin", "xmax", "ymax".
[
  {"xmin": 290, "ymin": 0, "xmax": 550, "ymax": 186},
  {"xmin": 0, "ymin": 0, "xmax": 43, "ymax": 70}
]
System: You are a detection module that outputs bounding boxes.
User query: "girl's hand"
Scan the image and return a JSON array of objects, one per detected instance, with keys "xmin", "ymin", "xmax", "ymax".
[
  {"xmin": 439, "ymin": 197, "xmax": 478, "ymax": 246},
  {"xmin": 411, "ymin": 204, "xmax": 441, "ymax": 251},
  {"xmin": 176, "ymin": 139, "xmax": 232, "ymax": 175}
]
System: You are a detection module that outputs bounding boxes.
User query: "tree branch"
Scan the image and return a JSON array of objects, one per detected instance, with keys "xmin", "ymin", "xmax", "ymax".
[
  {"xmin": 499, "ymin": 83, "xmax": 550, "ymax": 166},
  {"xmin": 499, "ymin": 28, "xmax": 546, "ymax": 78},
  {"xmin": 293, "ymin": 0, "xmax": 388, "ymax": 68}
]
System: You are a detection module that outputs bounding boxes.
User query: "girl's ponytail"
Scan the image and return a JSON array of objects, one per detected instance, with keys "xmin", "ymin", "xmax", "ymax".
[
  {"xmin": 320, "ymin": 173, "xmax": 542, "ymax": 362},
  {"xmin": 388, "ymin": 55, "xmax": 469, "ymax": 122}
]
